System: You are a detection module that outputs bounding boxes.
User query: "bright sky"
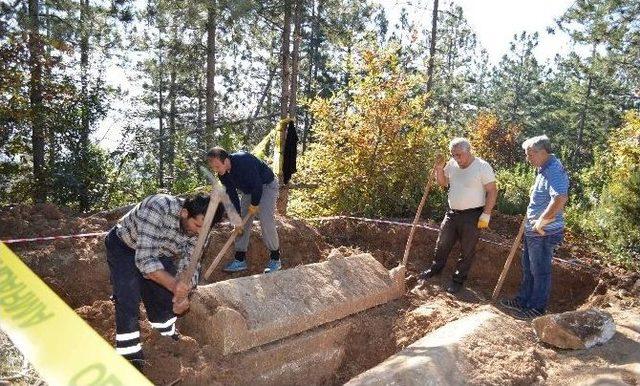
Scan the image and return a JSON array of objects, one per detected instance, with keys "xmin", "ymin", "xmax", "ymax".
[{"xmin": 381, "ymin": 0, "xmax": 576, "ymax": 64}]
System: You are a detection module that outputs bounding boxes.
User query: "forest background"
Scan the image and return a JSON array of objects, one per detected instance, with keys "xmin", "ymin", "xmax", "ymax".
[{"xmin": 1, "ymin": 0, "xmax": 639, "ymax": 267}]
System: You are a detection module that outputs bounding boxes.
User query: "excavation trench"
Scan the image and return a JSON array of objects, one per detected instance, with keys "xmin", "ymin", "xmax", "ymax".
[
  {"xmin": 171, "ymin": 216, "xmax": 599, "ymax": 385},
  {"xmin": 1, "ymin": 207, "xmax": 603, "ymax": 385}
]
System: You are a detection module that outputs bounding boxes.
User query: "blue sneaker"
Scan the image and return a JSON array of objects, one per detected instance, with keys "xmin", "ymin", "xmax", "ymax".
[
  {"xmin": 223, "ymin": 259, "xmax": 247, "ymax": 273},
  {"xmin": 263, "ymin": 259, "xmax": 282, "ymax": 273}
]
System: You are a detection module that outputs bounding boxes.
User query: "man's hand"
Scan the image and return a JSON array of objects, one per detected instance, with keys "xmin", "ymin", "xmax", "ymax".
[
  {"xmin": 233, "ymin": 225, "xmax": 244, "ymax": 236},
  {"xmin": 173, "ymin": 281, "xmax": 190, "ymax": 299},
  {"xmin": 533, "ymin": 217, "xmax": 553, "ymax": 235},
  {"xmin": 248, "ymin": 205, "xmax": 260, "ymax": 216},
  {"xmin": 172, "ymin": 295, "xmax": 190, "ymax": 314},
  {"xmin": 434, "ymin": 153, "xmax": 446, "ymax": 170},
  {"xmin": 477, "ymin": 213, "xmax": 491, "ymax": 229}
]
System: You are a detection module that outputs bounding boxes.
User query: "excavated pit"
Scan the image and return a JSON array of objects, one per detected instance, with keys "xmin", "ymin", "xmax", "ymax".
[{"xmin": 2, "ymin": 206, "xmax": 625, "ymax": 386}]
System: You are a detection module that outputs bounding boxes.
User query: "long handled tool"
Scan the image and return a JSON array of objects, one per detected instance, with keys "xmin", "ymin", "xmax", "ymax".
[
  {"xmin": 177, "ymin": 188, "xmax": 222, "ymax": 285},
  {"xmin": 203, "ymin": 213, "xmax": 253, "ymax": 279},
  {"xmin": 401, "ymin": 170, "xmax": 435, "ymax": 267},
  {"xmin": 491, "ymin": 216, "xmax": 527, "ymax": 302},
  {"xmin": 173, "ymin": 187, "xmax": 223, "ymax": 313}
]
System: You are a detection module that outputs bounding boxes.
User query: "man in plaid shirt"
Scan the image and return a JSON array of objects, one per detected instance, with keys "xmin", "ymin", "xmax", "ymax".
[{"xmin": 104, "ymin": 193, "xmax": 223, "ymax": 372}]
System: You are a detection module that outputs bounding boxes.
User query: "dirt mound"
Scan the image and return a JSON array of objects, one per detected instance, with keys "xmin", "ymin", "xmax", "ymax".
[
  {"xmin": 3, "ymin": 206, "xmax": 639, "ymax": 386},
  {"xmin": 460, "ymin": 316, "xmax": 546, "ymax": 385},
  {"xmin": 201, "ymin": 216, "xmax": 331, "ymax": 283},
  {"xmin": 0, "ymin": 203, "xmax": 110, "ymax": 240}
]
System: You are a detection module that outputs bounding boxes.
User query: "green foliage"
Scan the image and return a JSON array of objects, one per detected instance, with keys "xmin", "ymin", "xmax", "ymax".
[
  {"xmin": 289, "ymin": 48, "xmax": 447, "ymax": 218},
  {"xmin": 495, "ymin": 164, "xmax": 534, "ymax": 215},
  {"xmin": 569, "ymin": 111, "xmax": 640, "ymax": 268},
  {"xmin": 49, "ymin": 144, "xmax": 110, "ymax": 210}
]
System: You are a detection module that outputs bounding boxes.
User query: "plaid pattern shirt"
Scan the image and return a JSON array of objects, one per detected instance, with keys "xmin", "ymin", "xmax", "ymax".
[{"xmin": 116, "ymin": 194, "xmax": 199, "ymax": 285}]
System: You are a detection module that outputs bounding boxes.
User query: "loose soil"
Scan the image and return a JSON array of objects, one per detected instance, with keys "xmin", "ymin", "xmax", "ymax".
[{"xmin": 1, "ymin": 205, "xmax": 639, "ymax": 385}]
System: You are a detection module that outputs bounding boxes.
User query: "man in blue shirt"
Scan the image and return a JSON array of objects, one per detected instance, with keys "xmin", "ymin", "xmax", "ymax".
[
  {"xmin": 206, "ymin": 147, "xmax": 281, "ymax": 273},
  {"xmin": 501, "ymin": 135, "xmax": 569, "ymax": 320}
]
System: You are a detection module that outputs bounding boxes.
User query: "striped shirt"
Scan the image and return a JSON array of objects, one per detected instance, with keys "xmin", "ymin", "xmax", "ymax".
[
  {"xmin": 526, "ymin": 155, "xmax": 569, "ymax": 236},
  {"xmin": 116, "ymin": 194, "xmax": 198, "ymax": 282}
]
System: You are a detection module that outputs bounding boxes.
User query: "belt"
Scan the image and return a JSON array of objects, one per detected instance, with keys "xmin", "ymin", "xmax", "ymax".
[{"xmin": 449, "ymin": 206, "xmax": 484, "ymax": 214}]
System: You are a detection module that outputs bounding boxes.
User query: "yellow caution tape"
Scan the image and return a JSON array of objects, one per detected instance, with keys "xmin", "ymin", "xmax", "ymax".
[{"xmin": 0, "ymin": 242, "xmax": 152, "ymax": 386}]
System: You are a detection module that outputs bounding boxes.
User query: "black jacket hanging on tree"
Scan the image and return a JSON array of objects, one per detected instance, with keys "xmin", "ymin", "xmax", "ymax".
[{"xmin": 282, "ymin": 121, "xmax": 298, "ymax": 184}]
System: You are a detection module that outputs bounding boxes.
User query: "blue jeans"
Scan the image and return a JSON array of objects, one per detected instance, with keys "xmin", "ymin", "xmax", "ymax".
[{"xmin": 515, "ymin": 232, "xmax": 564, "ymax": 312}]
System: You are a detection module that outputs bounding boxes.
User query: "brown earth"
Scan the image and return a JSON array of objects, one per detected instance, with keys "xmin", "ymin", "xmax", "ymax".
[{"xmin": 1, "ymin": 205, "xmax": 639, "ymax": 385}]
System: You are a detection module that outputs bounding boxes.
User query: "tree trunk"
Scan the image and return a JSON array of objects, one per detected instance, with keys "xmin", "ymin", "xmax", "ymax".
[
  {"xmin": 303, "ymin": 0, "xmax": 321, "ymax": 153},
  {"xmin": 571, "ymin": 43, "xmax": 597, "ymax": 170},
  {"xmin": 29, "ymin": 0, "xmax": 46, "ymax": 203},
  {"xmin": 45, "ymin": 3, "xmax": 55, "ymax": 174},
  {"xmin": 277, "ymin": 0, "xmax": 293, "ymax": 215},
  {"xmin": 158, "ymin": 39, "xmax": 165, "ymax": 188},
  {"xmin": 425, "ymin": 0, "xmax": 439, "ymax": 96},
  {"xmin": 288, "ymin": 0, "xmax": 302, "ymax": 120},
  {"xmin": 205, "ymin": 1, "xmax": 216, "ymax": 148},
  {"xmin": 196, "ymin": 68, "xmax": 204, "ymax": 152},
  {"xmin": 279, "ymin": 0, "xmax": 292, "ymax": 120},
  {"xmin": 444, "ymin": 30, "xmax": 454, "ymax": 126},
  {"xmin": 168, "ymin": 63, "xmax": 177, "ymax": 186},
  {"xmin": 79, "ymin": 0, "xmax": 90, "ymax": 210}
]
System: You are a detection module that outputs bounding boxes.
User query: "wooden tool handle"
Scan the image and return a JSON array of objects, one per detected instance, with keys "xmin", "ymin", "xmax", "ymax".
[
  {"xmin": 203, "ymin": 214, "xmax": 253, "ymax": 280},
  {"xmin": 491, "ymin": 216, "xmax": 527, "ymax": 302},
  {"xmin": 402, "ymin": 177, "xmax": 434, "ymax": 267},
  {"xmin": 177, "ymin": 189, "xmax": 222, "ymax": 286}
]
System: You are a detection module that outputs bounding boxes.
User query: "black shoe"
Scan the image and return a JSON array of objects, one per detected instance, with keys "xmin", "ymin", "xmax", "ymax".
[
  {"xmin": 512, "ymin": 308, "xmax": 544, "ymax": 320},
  {"xmin": 418, "ymin": 268, "xmax": 440, "ymax": 281},
  {"xmin": 499, "ymin": 298, "xmax": 524, "ymax": 312},
  {"xmin": 446, "ymin": 281, "xmax": 463, "ymax": 294}
]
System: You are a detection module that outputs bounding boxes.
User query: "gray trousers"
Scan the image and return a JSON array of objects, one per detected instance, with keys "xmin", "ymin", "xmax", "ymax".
[{"xmin": 234, "ymin": 179, "xmax": 280, "ymax": 253}]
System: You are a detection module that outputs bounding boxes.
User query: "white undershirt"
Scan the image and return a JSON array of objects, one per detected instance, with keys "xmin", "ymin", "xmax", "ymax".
[{"xmin": 444, "ymin": 157, "xmax": 496, "ymax": 210}]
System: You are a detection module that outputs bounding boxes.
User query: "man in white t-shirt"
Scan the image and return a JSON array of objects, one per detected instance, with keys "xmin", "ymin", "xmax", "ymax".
[{"xmin": 419, "ymin": 138, "xmax": 497, "ymax": 294}]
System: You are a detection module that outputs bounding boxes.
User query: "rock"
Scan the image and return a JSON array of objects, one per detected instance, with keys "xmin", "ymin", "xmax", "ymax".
[
  {"xmin": 632, "ymin": 279, "xmax": 640, "ymax": 296},
  {"xmin": 532, "ymin": 309, "xmax": 616, "ymax": 349},
  {"xmin": 183, "ymin": 253, "xmax": 405, "ymax": 355}
]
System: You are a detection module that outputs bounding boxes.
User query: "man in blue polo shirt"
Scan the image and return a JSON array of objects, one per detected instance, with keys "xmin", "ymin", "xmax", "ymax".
[
  {"xmin": 206, "ymin": 147, "xmax": 281, "ymax": 273},
  {"xmin": 501, "ymin": 135, "xmax": 569, "ymax": 320}
]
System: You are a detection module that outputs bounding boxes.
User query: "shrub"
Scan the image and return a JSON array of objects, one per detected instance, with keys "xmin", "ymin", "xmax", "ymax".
[
  {"xmin": 495, "ymin": 163, "xmax": 534, "ymax": 215},
  {"xmin": 469, "ymin": 111, "xmax": 522, "ymax": 170},
  {"xmin": 571, "ymin": 111, "xmax": 640, "ymax": 268},
  {"xmin": 289, "ymin": 48, "xmax": 447, "ymax": 218}
]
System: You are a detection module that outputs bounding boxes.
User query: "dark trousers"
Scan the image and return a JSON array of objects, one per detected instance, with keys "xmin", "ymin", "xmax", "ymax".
[
  {"xmin": 428, "ymin": 207, "xmax": 483, "ymax": 283},
  {"xmin": 104, "ymin": 228, "xmax": 177, "ymax": 360}
]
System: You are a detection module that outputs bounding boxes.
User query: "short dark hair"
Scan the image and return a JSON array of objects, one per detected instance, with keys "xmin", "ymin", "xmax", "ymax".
[
  {"xmin": 206, "ymin": 147, "xmax": 229, "ymax": 161},
  {"xmin": 182, "ymin": 194, "xmax": 225, "ymax": 224}
]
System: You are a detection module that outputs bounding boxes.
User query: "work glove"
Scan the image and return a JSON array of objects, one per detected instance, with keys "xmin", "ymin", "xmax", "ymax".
[
  {"xmin": 533, "ymin": 217, "xmax": 553, "ymax": 235},
  {"xmin": 477, "ymin": 213, "xmax": 491, "ymax": 229},
  {"xmin": 248, "ymin": 204, "xmax": 260, "ymax": 216}
]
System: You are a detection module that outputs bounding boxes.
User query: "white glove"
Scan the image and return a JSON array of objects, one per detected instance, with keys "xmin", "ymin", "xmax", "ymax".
[{"xmin": 477, "ymin": 213, "xmax": 491, "ymax": 229}]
